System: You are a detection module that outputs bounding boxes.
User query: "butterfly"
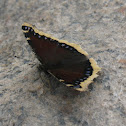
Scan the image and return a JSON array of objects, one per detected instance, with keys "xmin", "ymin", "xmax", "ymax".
[{"xmin": 22, "ymin": 23, "xmax": 101, "ymax": 91}]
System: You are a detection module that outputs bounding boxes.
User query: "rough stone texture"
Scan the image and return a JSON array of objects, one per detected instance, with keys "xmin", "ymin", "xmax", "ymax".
[{"xmin": 0, "ymin": 0, "xmax": 126, "ymax": 126}]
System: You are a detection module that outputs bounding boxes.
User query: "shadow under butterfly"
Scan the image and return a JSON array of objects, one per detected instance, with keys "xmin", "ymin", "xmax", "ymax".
[{"xmin": 22, "ymin": 23, "xmax": 101, "ymax": 91}]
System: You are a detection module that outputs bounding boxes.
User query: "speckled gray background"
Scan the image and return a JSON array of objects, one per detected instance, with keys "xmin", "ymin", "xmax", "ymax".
[{"xmin": 0, "ymin": 0, "xmax": 126, "ymax": 126}]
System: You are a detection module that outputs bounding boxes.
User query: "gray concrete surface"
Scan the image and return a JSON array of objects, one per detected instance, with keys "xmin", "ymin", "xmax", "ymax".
[{"xmin": 0, "ymin": 0, "xmax": 126, "ymax": 126}]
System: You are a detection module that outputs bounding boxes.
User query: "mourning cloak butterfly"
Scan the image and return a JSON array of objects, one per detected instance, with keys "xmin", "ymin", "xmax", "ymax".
[{"xmin": 22, "ymin": 23, "xmax": 101, "ymax": 91}]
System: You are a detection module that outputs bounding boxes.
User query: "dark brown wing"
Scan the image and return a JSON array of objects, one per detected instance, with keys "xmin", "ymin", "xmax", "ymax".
[{"xmin": 22, "ymin": 23, "xmax": 101, "ymax": 91}]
